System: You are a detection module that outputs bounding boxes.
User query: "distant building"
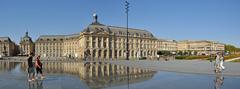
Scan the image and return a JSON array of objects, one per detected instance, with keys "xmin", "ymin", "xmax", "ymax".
[
  {"xmin": 19, "ymin": 32, "xmax": 35, "ymax": 56},
  {"xmin": 35, "ymin": 34, "xmax": 79, "ymax": 58},
  {"xmin": 157, "ymin": 39, "xmax": 177, "ymax": 51},
  {"xmin": 177, "ymin": 40, "xmax": 225, "ymax": 55},
  {"xmin": 0, "ymin": 37, "xmax": 18, "ymax": 56}
]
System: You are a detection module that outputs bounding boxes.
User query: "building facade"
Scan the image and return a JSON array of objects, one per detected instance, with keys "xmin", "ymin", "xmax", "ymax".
[
  {"xmin": 19, "ymin": 32, "xmax": 35, "ymax": 56},
  {"xmin": 35, "ymin": 33, "xmax": 80, "ymax": 58},
  {"xmin": 34, "ymin": 13, "xmax": 163, "ymax": 60},
  {"xmin": 34, "ymin": 13, "xmax": 225, "ymax": 60},
  {"xmin": 35, "ymin": 35, "xmax": 64, "ymax": 57},
  {"xmin": 177, "ymin": 40, "xmax": 225, "ymax": 55},
  {"xmin": 0, "ymin": 37, "xmax": 18, "ymax": 57}
]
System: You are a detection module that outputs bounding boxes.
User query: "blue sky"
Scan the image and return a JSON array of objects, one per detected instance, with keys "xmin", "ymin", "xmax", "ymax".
[{"xmin": 0, "ymin": 0, "xmax": 239, "ymax": 47}]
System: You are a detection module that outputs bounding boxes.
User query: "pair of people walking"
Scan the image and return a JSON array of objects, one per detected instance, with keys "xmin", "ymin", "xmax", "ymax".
[{"xmin": 27, "ymin": 53, "xmax": 44, "ymax": 82}]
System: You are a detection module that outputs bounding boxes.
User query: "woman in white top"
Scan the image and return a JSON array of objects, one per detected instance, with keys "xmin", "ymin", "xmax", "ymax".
[
  {"xmin": 220, "ymin": 53, "xmax": 225, "ymax": 70},
  {"xmin": 215, "ymin": 52, "xmax": 221, "ymax": 72}
]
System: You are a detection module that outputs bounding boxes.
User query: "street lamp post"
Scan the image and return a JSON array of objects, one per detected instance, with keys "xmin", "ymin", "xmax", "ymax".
[
  {"xmin": 125, "ymin": 0, "xmax": 129, "ymax": 61},
  {"xmin": 125, "ymin": 1, "xmax": 130, "ymax": 89}
]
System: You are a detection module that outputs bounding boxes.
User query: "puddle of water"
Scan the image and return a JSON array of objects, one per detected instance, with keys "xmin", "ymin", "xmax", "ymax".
[{"xmin": 0, "ymin": 61, "xmax": 240, "ymax": 89}]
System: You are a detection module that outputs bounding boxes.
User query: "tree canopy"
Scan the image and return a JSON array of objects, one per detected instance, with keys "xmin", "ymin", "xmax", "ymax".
[{"xmin": 225, "ymin": 45, "xmax": 240, "ymax": 53}]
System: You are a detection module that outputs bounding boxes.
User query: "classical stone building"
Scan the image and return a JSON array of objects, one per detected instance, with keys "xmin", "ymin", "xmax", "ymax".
[
  {"xmin": 157, "ymin": 39, "xmax": 177, "ymax": 51},
  {"xmin": 19, "ymin": 32, "xmax": 35, "ymax": 56},
  {"xmin": 34, "ymin": 13, "xmax": 224, "ymax": 60},
  {"xmin": 177, "ymin": 40, "xmax": 225, "ymax": 55},
  {"xmin": 35, "ymin": 13, "xmax": 167, "ymax": 60},
  {"xmin": 0, "ymin": 37, "xmax": 18, "ymax": 57},
  {"xmin": 35, "ymin": 33, "xmax": 80, "ymax": 58},
  {"xmin": 35, "ymin": 35, "xmax": 64, "ymax": 57},
  {"xmin": 78, "ymin": 13, "xmax": 174, "ymax": 60}
]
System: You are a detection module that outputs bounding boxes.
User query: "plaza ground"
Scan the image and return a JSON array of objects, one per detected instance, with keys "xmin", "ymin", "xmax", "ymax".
[
  {"xmin": 1, "ymin": 58, "xmax": 240, "ymax": 89},
  {"xmin": 108, "ymin": 60, "xmax": 240, "ymax": 76}
]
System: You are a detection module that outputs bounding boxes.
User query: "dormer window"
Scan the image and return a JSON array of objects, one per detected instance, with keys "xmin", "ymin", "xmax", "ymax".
[
  {"xmin": 143, "ymin": 34, "xmax": 146, "ymax": 37},
  {"xmin": 95, "ymin": 28, "xmax": 100, "ymax": 31}
]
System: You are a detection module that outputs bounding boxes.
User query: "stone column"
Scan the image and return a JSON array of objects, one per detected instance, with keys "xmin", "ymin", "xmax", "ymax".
[
  {"xmin": 96, "ymin": 37, "xmax": 99, "ymax": 48},
  {"xmin": 101, "ymin": 65, "xmax": 105, "ymax": 77},
  {"xmin": 106, "ymin": 64, "xmax": 110, "ymax": 76},
  {"xmin": 96, "ymin": 49, "xmax": 99, "ymax": 61},
  {"xmin": 89, "ymin": 63, "xmax": 93, "ymax": 78},
  {"xmin": 95, "ymin": 63, "xmax": 99, "ymax": 77}
]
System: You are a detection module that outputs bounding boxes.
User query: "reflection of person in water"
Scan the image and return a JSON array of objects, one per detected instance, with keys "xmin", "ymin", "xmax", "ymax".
[
  {"xmin": 214, "ymin": 73, "xmax": 224, "ymax": 89},
  {"xmin": 28, "ymin": 80, "xmax": 43, "ymax": 89},
  {"xmin": 28, "ymin": 82, "xmax": 35, "ymax": 89}
]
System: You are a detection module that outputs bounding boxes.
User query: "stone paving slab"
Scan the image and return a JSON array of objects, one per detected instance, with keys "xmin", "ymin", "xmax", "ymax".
[{"xmin": 108, "ymin": 60, "xmax": 240, "ymax": 76}]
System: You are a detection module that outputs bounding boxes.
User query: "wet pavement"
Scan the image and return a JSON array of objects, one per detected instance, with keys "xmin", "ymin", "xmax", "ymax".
[
  {"xmin": 0, "ymin": 60, "xmax": 240, "ymax": 89},
  {"xmin": 109, "ymin": 60, "xmax": 240, "ymax": 76}
]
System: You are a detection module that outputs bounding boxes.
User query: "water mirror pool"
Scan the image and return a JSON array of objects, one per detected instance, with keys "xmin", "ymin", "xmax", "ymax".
[{"xmin": 0, "ymin": 61, "xmax": 240, "ymax": 89}]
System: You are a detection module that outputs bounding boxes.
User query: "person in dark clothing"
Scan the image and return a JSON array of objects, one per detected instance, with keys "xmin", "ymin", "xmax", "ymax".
[
  {"xmin": 27, "ymin": 53, "xmax": 35, "ymax": 82},
  {"xmin": 35, "ymin": 55, "xmax": 44, "ymax": 79}
]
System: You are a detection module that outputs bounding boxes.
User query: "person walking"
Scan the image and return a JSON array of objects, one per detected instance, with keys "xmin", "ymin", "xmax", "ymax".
[
  {"xmin": 35, "ymin": 55, "xmax": 44, "ymax": 79},
  {"xmin": 215, "ymin": 52, "xmax": 221, "ymax": 72},
  {"xmin": 27, "ymin": 52, "xmax": 35, "ymax": 82},
  {"xmin": 220, "ymin": 53, "xmax": 225, "ymax": 70}
]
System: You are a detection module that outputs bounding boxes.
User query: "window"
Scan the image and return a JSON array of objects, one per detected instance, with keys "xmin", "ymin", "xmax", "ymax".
[
  {"xmin": 103, "ymin": 42, "xmax": 106, "ymax": 48},
  {"xmin": 86, "ymin": 37, "xmax": 89, "ymax": 40},
  {"xmin": 92, "ymin": 36, "xmax": 96, "ymax": 41},
  {"xmin": 109, "ymin": 42, "xmax": 112, "ymax": 48},
  {"xmin": 98, "ymin": 38, "xmax": 101, "ymax": 48},
  {"xmin": 86, "ymin": 42, "xmax": 89, "ymax": 48},
  {"xmin": 92, "ymin": 42, "xmax": 96, "ymax": 48}
]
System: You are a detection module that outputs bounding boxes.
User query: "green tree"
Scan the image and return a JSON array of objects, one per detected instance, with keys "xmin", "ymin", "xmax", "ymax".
[
  {"xmin": 177, "ymin": 51, "xmax": 183, "ymax": 55},
  {"xmin": 183, "ymin": 51, "xmax": 188, "ymax": 55},
  {"xmin": 225, "ymin": 45, "xmax": 240, "ymax": 54},
  {"xmin": 157, "ymin": 51, "xmax": 164, "ymax": 55}
]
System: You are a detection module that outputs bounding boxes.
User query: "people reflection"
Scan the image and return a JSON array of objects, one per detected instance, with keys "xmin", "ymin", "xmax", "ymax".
[
  {"xmin": 28, "ymin": 80, "xmax": 43, "ymax": 89},
  {"xmin": 214, "ymin": 72, "xmax": 224, "ymax": 89}
]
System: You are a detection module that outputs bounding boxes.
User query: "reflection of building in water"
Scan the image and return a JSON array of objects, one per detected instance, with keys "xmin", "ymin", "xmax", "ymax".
[
  {"xmin": 0, "ymin": 61, "xmax": 19, "ymax": 71},
  {"xmin": 82, "ymin": 62, "xmax": 155, "ymax": 89},
  {"xmin": 20, "ymin": 61, "xmax": 155, "ymax": 88},
  {"xmin": 214, "ymin": 73, "xmax": 224, "ymax": 89}
]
